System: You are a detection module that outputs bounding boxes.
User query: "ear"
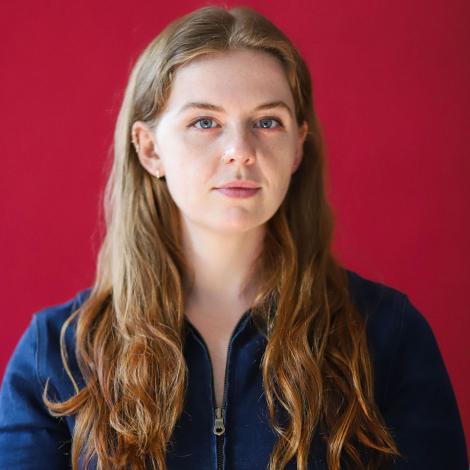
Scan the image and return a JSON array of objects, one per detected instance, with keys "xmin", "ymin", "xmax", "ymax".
[
  {"xmin": 292, "ymin": 120, "xmax": 308, "ymax": 174},
  {"xmin": 131, "ymin": 121, "xmax": 164, "ymax": 178}
]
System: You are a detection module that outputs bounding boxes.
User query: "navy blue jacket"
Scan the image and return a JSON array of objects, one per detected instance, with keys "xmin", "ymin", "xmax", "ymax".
[{"xmin": 0, "ymin": 270, "xmax": 468, "ymax": 469}]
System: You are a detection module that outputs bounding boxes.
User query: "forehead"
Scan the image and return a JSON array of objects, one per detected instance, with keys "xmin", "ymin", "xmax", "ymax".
[{"xmin": 163, "ymin": 48, "xmax": 295, "ymax": 112}]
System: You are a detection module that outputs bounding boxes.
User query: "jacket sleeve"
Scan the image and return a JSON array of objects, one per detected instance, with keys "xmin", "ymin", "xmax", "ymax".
[
  {"xmin": 383, "ymin": 294, "xmax": 468, "ymax": 469},
  {"xmin": 0, "ymin": 314, "xmax": 72, "ymax": 469}
]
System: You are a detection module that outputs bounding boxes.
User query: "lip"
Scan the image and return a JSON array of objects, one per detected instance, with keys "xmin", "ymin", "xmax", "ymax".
[
  {"xmin": 215, "ymin": 187, "xmax": 260, "ymax": 199},
  {"xmin": 215, "ymin": 180, "xmax": 261, "ymax": 189}
]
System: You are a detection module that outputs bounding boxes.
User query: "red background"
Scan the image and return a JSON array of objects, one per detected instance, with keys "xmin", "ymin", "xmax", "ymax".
[{"xmin": 1, "ymin": 0, "xmax": 468, "ymax": 451}]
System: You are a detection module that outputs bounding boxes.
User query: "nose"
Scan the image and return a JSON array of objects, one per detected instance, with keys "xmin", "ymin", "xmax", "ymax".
[{"xmin": 220, "ymin": 124, "xmax": 256, "ymax": 166}]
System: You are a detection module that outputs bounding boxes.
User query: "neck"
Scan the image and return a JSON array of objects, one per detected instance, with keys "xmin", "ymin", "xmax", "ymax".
[{"xmin": 181, "ymin": 221, "xmax": 265, "ymax": 308}]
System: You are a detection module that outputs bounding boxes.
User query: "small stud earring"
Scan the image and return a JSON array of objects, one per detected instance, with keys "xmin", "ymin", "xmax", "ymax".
[
  {"xmin": 156, "ymin": 169, "xmax": 160, "ymax": 179},
  {"xmin": 132, "ymin": 139, "xmax": 139, "ymax": 153}
]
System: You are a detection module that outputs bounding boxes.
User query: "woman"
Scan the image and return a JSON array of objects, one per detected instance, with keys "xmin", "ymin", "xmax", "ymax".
[{"xmin": 0, "ymin": 5, "xmax": 467, "ymax": 470}]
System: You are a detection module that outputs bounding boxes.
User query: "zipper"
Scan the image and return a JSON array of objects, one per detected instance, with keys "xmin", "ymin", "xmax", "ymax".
[
  {"xmin": 214, "ymin": 407, "xmax": 225, "ymax": 470},
  {"xmin": 185, "ymin": 311, "xmax": 251, "ymax": 470},
  {"xmin": 213, "ymin": 332, "xmax": 236, "ymax": 470}
]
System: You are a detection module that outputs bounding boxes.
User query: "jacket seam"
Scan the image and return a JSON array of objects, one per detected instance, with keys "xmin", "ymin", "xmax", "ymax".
[
  {"xmin": 33, "ymin": 307, "xmax": 69, "ymax": 403},
  {"xmin": 33, "ymin": 313, "xmax": 44, "ymax": 392},
  {"xmin": 383, "ymin": 292, "xmax": 407, "ymax": 406},
  {"xmin": 34, "ymin": 293, "xmax": 81, "ymax": 390},
  {"xmin": 32, "ymin": 310, "xmax": 74, "ymax": 454}
]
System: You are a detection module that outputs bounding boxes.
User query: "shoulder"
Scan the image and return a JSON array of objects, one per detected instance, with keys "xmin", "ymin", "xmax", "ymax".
[
  {"xmin": 345, "ymin": 267, "xmax": 428, "ymax": 352},
  {"xmin": 0, "ymin": 287, "xmax": 93, "ymax": 451},
  {"xmin": 32, "ymin": 287, "xmax": 93, "ymax": 397},
  {"xmin": 345, "ymin": 268, "xmax": 407, "ymax": 320},
  {"xmin": 32, "ymin": 287, "xmax": 92, "ymax": 341},
  {"xmin": 344, "ymin": 269, "xmax": 433, "ymax": 405},
  {"xmin": 345, "ymin": 267, "xmax": 436, "ymax": 342},
  {"xmin": 345, "ymin": 269, "xmax": 468, "ymax": 467},
  {"xmin": 345, "ymin": 268, "xmax": 421, "ymax": 343},
  {"xmin": 345, "ymin": 269, "xmax": 409, "ymax": 354}
]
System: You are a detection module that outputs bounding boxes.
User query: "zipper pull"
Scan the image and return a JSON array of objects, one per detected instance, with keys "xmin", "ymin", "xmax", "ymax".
[{"xmin": 213, "ymin": 407, "xmax": 225, "ymax": 435}]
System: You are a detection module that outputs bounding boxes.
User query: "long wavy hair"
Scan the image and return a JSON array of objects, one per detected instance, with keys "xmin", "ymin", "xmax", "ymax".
[{"xmin": 43, "ymin": 5, "xmax": 402, "ymax": 469}]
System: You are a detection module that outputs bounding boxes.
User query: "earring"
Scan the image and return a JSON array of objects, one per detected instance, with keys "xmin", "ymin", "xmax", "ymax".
[
  {"xmin": 132, "ymin": 137, "xmax": 140, "ymax": 153},
  {"xmin": 156, "ymin": 169, "xmax": 161, "ymax": 179}
]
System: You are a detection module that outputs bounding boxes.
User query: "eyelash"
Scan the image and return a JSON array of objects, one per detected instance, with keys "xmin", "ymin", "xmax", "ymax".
[{"xmin": 188, "ymin": 116, "xmax": 284, "ymax": 130}]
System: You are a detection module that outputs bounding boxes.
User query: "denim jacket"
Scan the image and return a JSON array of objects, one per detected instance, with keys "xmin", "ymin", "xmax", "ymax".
[{"xmin": 0, "ymin": 270, "xmax": 468, "ymax": 469}]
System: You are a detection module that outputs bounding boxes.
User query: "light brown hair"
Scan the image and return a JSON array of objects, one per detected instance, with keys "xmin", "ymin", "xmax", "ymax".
[{"xmin": 43, "ymin": 5, "xmax": 402, "ymax": 469}]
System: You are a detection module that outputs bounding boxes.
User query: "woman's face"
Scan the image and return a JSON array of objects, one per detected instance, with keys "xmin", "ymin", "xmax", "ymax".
[{"xmin": 134, "ymin": 48, "xmax": 308, "ymax": 235}]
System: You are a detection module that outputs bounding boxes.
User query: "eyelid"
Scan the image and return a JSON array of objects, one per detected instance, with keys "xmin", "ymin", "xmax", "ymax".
[
  {"xmin": 254, "ymin": 116, "xmax": 284, "ymax": 128},
  {"xmin": 187, "ymin": 116, "xmax": 220, "ymax": 129}
]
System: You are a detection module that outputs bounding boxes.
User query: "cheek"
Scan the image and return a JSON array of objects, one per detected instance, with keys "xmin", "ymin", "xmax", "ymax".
[
  {"xmin": 171, "ymin": 136, "xmax": 215, "ymax": 172},
  {"xmin": 269, "ymin": 171, "xmax": 292, "ymax": 206},
  {"xmin": 263, "ymin": 144, "xmax": 296, "ymax": 187},
  {"xmin": 162, "ymin": 151, "xmax": 213, "ymax": 210}
]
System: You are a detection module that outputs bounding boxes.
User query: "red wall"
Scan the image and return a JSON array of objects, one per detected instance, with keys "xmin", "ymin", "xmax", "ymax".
[{"xmin": 1, "ymin": 0, "xmax": 468, "ymax": 449}]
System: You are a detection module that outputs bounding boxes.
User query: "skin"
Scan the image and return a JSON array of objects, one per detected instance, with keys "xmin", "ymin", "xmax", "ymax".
[{"xmin": 132, "ymin": 48, "xmax": 308, "ymax": 328}]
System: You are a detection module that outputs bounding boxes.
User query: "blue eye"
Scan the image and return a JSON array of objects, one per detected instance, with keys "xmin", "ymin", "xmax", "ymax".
[
  {"xmin": 255, "ymin": 118, "xmax": 282, "ymax": 129},
  {"xmin": 192, "ymin": 118, "xmax": 217, "ymax": 129}
]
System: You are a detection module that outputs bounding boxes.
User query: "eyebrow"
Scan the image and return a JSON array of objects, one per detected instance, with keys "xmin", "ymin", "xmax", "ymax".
[{"xmin": 177, "ymin": 100, "xmax": 294, "ymax": 118}]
